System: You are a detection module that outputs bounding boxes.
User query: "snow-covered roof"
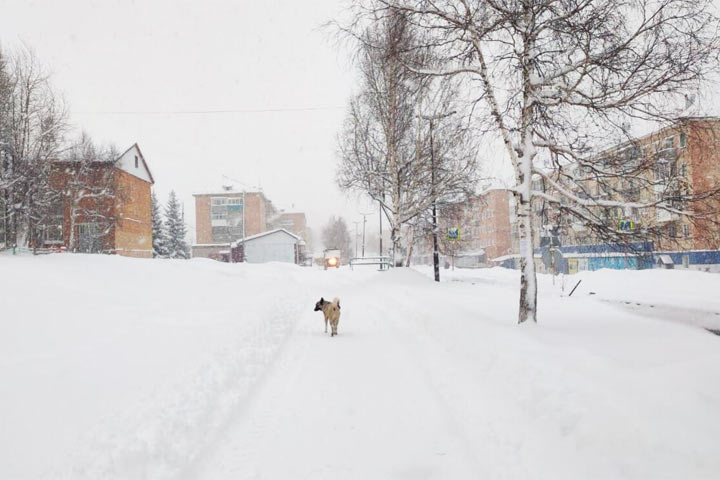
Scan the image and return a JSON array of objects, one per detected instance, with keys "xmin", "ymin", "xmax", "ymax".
[
  {"xmin": 233, "ymin": 228, "xmax": 302, "ymax": 246},
  {"xmin": 489, "ymin": 254, "xmax": 521, "ymax": 263},
  {"xmin": 562, "ymin": 251, "xmax": 642, "ymax": 259},
  {"xmin": 657, "ymin": 254, "xmax": 674, "ymax": 264},
  {"xmin": 456, "ymin": 249, "xmax": 486, "ymax": 257},
  {"xmin": 192, "ymin": 189, "xmax": 263, "ymax": 197},
  {"xmin": 51, "ymin": 143, "xmax": 154, "ymax": 185}
]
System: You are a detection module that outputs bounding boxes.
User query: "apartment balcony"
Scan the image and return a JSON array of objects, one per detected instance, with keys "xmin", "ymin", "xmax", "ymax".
[{"xmin": 656, "ymin": 208, "xmax": 679, "ymax": 223}]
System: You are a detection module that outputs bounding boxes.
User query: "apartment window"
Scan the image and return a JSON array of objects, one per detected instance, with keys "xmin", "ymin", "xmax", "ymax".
[
  {"xmin": 211, "ymin": 197, "xmax": 228, "ymax": 206},
  {"xmin": 211, "ymin": 226, "xmax": 230, "ymax": 242},
  {"xmin": 668, "ymin": 224, "xmax": 677, "ymax": 237},
  {"xmin": 663, "ymin": 136, "xmax": 674, "ymax": 150},
  {"xmin": 211, "ymin": 212, "xmax": 227, "ymax": 220},
  {"xmin": 680, "ymin": 163, "xmax": 688, "ymax": 177},
  {"xmin": 682, "ymin": 224, "xmax": 690, "ymax": 238},
  {"xmin": 680, "ymin": 132, "xmax": 687, "ymax": 148}
]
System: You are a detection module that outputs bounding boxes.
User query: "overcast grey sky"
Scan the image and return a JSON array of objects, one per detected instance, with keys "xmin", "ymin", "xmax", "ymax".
[
  {"xmin": 2, "ymin": 0, "xmax": 719, "ymax": 248},
  {"xmin": 0, "ymin": 0, "xmax": 380, "ymax": 245}
]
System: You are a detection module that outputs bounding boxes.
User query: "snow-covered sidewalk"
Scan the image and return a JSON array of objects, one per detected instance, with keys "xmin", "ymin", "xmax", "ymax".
[{"xmin": 2, "ymin": 255, "xmax": 720, "ymax": 479}]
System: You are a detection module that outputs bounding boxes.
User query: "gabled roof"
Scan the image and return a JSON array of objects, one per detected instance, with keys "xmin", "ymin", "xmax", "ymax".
[
  {"xmin": 233, "ymin": 228, "xmax": 302, "ymax": 246},
  {"xmin": 117, "ymin": 143, "xmax": 155, "ymax": 184}
]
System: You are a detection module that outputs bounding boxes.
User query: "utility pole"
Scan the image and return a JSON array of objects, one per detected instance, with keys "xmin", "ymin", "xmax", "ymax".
[
  {"xmin": 360, "ymin": 211, "xmax": 372, "ymax": 258},
  {"xmin": 353, "ymin": 221, "xmax": 361, "ymax": 258},
  {"xmin": 421, "ymin": 110, "xmax": 456, "ymax": 283},
  {"xmin": 379, "ymin": 200, "xmax": 384, "ymax": 270}
]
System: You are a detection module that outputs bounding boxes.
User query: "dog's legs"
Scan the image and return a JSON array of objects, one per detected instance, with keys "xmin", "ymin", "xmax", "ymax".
[{"xmin": 325, "ymin": 316, "xmax": 328, "ymax": 333}]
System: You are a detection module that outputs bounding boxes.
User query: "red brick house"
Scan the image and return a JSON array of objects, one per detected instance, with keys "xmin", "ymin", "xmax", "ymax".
[{"xmin": 41, "ymin": 143, "xmax": 155, "ymax": 258}]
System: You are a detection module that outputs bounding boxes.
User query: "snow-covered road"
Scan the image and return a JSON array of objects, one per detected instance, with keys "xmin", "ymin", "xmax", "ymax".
[
  {"xmin": 188, "ymin": 271, "xmax": 480, "ymax": 479},
  {"xmin": 2, "ymin": 255, "xmax": 720, "ymax": 479}
]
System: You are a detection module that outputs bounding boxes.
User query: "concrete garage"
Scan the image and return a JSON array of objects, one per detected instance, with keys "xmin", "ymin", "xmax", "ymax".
[{"xmin": 234, "ymin": 228, "xmax": 304, "ymax": 264}]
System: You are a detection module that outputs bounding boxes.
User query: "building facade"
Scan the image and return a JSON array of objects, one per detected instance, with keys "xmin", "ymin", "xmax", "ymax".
[
  {"xmin": 413, "ymin": 190, "xmax": 518, "ymax": 268},
  {"xmin": 534, "ymin": 117, "xmax": 720, "ymax": 273},
  {"xmin": 40, "ymin": 143, "xmax": 154, "ymax": 258},
  {"xmin": 192, "ymin": 187, "xmax": 277, "ymax": 259},
  {"xmin": 232, "ymin": 228, "xmax": 305, "ymax": 264}
]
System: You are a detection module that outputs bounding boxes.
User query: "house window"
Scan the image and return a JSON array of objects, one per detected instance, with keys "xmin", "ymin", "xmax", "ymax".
[
  {"xmin": 41, "ymin": 201, "xmax": 64, "ymax": 244},
  {"xmin": 682, "ymin": 224, "xmax": 690, "ymax": 238},
  {"xmin": 680, "ymin": 163, "xmax": 688, "ymax": 177},
  {"xmin": 680, "ymin": 132, "xmax": 687, "ymax": 148},
  {"xmin": 135, "ymin": 155, "xmax": 139, "ymax": 168},
  {"xmin": 663, "ymin": 136, "xmax": 674, "ymax": 150},
  {"xmin": 668, "ymin": 224, "xmax": 677, "ymax": 237}
]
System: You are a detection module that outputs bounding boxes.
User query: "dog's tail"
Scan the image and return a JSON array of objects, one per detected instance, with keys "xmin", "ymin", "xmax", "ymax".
[{"xmin": 332, "ymin": 297, "xmax": 340, "ymax": 310}]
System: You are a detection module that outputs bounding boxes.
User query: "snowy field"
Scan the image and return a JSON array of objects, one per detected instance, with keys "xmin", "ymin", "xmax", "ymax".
[{"xmin": 1, "ymin": 255, "xmax": 720, "ymax": 479}]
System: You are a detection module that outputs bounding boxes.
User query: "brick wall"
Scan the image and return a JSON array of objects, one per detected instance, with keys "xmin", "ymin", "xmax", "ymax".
[
  {"xmin": 478, "ymin": 190, "xmax": 513, "ymax": 260},
  {"xmin": 195, "ymin": 195, "xmax": 212, "ymax": 244},
  {"xmin": 688, "ymin": 120, "xmax": 720, "ymax": 250},
  {"xmin": 114, "ymin": 168, "xmax": 152, "ymax": 258}
]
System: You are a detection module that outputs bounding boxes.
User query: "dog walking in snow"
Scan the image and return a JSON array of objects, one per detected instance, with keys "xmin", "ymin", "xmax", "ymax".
[{"xmin": 313, "ymin": 297, "xmax": 341, "ymax": 336}]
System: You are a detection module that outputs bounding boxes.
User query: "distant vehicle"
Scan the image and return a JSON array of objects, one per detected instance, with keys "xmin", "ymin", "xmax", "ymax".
[{"xmin": 323, "ymin": 248, "xmax": 341, "ymax": 270}]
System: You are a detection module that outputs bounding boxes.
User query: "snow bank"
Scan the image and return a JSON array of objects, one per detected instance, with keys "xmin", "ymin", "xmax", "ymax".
[{"xmin": 0, "ymin": 255, "xmax": 315, "ymax": 479}]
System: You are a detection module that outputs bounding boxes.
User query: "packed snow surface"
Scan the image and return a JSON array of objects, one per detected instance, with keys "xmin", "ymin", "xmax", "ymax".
[{"xmin": 1, "ymin": 255, "xmax": 719, "ymax": 479}]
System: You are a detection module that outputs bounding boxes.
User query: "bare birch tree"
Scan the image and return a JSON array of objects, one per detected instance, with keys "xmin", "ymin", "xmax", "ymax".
[
  {"xmin": 336, "ymin": 6, "xmax": 479, "ymax": 265},
  {"xmin": 0, "ymin": 46, "xmax": 67, "ymax": 250},
  {"xmin": 374, "ymin": 0, "xmax": 720, "ymax": 323}
]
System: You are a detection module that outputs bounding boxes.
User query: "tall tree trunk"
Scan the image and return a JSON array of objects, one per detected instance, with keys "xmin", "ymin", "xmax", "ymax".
[{"xmin": 516, "ymin": 191, "xmax": 537, "ymax": 323}]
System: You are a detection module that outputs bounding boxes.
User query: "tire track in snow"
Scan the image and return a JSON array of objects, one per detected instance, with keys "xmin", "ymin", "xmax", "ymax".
[{"xmin": 58, "ymin": 284, "xmax": 310, "ymax": 480}]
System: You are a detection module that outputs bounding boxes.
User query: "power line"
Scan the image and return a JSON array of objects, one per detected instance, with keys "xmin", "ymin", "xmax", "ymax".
[{"xmin": 72, "ymin": 105, "xmax": 345, "ymax": 115}]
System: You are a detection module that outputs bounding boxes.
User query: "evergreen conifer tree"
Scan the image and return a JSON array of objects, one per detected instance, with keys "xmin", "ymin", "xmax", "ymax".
[
  {"xmin": 164, "ymin": 190, "xmax": 189, "ymax": 259},
  {"xmin": 151, "ymin": 191, "xmax": 168, "ymax": 258}
]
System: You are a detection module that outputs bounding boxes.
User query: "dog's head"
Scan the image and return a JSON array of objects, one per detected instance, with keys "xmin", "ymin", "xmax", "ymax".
[{"xmin": 313, "ymin": 297, "xmax": 326, "ymax": 312}]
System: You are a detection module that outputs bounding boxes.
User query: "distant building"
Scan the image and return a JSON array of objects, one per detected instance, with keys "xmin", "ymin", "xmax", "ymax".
[
  {"xmin": 413, "ymin": 189, "xmax": 518, "ymax": 268},
  {"xmin": 231, "ymin": 228, "xmax": 305, "ymax": 264},
  {"xmin": 38, "ymin": 143, "xmax": 154, "ymax": 258},
  {"xmin": 273, "ymin": 212, "xmax": 308, "ymax": 239},
  {"xmin": 192, "ymin": 187, "xmax": 277, "ymax": 259}
]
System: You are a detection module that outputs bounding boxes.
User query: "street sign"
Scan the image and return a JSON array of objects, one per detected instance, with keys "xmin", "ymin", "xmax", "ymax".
[
  {"xmin": 618, "ymin": 220, "xmax": 635, "ymax": 231},
  {"xmin": 447, "ymin": 227, "xmax": 460, "ymax": 241}
]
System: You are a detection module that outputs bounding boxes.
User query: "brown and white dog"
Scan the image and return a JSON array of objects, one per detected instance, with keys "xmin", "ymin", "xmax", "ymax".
[{"xmin": 313, "ymin": 297, "xmax": 341, "ymax": 336}]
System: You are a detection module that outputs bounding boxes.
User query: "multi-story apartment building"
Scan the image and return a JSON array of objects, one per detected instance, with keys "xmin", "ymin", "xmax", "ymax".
[
  {"xmin": 413, "ymin": 189, "xmax": 518, "ymax": 268},
  {"xmin": 534, "ymin": 117, "xmax": 720, "ymax": 272},
  {"xmin": 192, "ymin": 186, "xmax": 277, "ymax": 259}
]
